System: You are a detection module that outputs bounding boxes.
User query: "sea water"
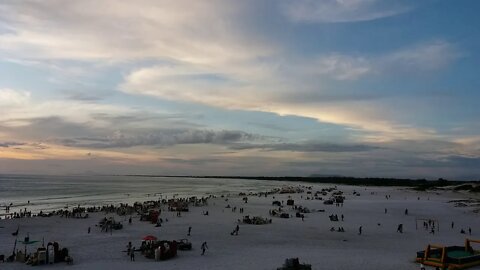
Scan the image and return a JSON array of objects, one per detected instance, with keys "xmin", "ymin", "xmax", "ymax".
[{"xmin": 0, "ymin": 174, "xmax": 288, "ymax": 215}]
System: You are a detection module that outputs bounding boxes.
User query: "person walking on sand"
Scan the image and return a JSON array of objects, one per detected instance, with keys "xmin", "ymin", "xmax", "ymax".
[
  {"xmin": 188, "ymin": 226, "xmax": 192, "ymax": 236},
  {"xmin": 358, "ymin": 226, "xmax": 362, "ymax": 235},
  {"xmin": 127, "ymin": 241, "xmax": 132, "ymax": 256},
  {"xmin": 130, "ymin": 247, "xmax": 135, "ymax": 261},
  {"xmin": 201, "ymin": 241, "xmax": 208, "ymax": 255}
]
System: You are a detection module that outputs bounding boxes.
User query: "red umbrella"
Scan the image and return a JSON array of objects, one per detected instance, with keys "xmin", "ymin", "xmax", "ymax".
[{"xmin": 142, "ymin": 235, "xmax": 157, "ymax": 241}]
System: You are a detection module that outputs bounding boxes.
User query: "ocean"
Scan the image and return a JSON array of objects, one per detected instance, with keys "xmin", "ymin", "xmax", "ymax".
[{"xmin": 0, "ymin": 174, "xmax": 289, "ymax": 216}]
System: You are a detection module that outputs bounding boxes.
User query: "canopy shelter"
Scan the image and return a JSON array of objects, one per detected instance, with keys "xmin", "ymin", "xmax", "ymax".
[
  {"xmin": 19, "ymin": 235, "xmax": 40, "ymax": 255},
  {"xmin": 19, "ymin": 240, "xmax": 40, "ymax": 245}
]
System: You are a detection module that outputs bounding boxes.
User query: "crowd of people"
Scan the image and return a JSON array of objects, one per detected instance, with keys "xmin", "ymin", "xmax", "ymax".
[{"xmin": 1, "ymin": 185, "xmax": 478, "ymax": 269}]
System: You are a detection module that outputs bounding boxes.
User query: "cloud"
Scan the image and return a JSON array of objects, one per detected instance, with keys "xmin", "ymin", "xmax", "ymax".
[
  {"xmin": 307, "ymin": 41, "xmax": 460, "ymax": 80},
  {"xmin": 0, "ymin": 2, "xmax": 461, "ymax": 144},
  {"xmin": 229, "ymin": 142, "xmax": 381, "ymax": 152},
  {"xmin": 247, "ymin": 122, "xmax": 293, "ymax": 132},
  {"xmin": 64, "ymin": 92, "xmax": 105, "ymax": 102},
  {"xmin": 61, "ymin": 129, "xmax": 262, "ymax": 149},
  {"xmin": 0, "ymin": 1, "xmax": 273, "ymax": 63},
  {"xmin": 5, "ymin": 58, "xmax": 95, "ymax": 78},
  {"xmin": 0, "ymin": 88, "xmax": 31, "ymax": 107},
  {"xmin": 383, "ymin": 41, "xmax": 461, "ymax": 72},
  {"xmin": 0, "ymin": 88, "xmax": 141, "ymax": 130},
  {"xmin": 119, "ymin": 60, "xmax": 294, "ymax": 120},
  {"xmin": 444, "ymin": 156, "xmax": 480, "ymax": 168},
  {"xmin": 0, "ymin": 116, "xmax": 103, "ymax": 140},
  {"xmin": 121, "ymin": 64, "xmax": 244, "ymax": 106},
  {"xmin": 1, "ymin": 116, "xmax": 479, "ymax": 178},
  {"xmin": 121, "ymin": 40, "xmax": 459, "ymax": 141},
  {"xmin": 384, "ymin": 139, "xmax": 464, "ymax": 154},
  {"xmin": 162, "ymin": 157, "xmax": 222, "ymax": 166},
  {"xmin": 0, "ymin": 1, "xmax": 477, "ymax": 179},
  {"xmin": 313, "ymin": 54, "xmax": 371, "ymax": 80},
  {"xmin": 0, "ymin": 113, "xmax": 262, "ymax": 150},
  {"xmin": 400, "ymin": 155, "xmax": 480, "ymax": 170},
  {"xmin": 0, "ymin": 141, "xmax": 25, "ymax": 148},
  {"xmin": 280, "ymin": 0, "xmax": 411, "ymax": 23}
]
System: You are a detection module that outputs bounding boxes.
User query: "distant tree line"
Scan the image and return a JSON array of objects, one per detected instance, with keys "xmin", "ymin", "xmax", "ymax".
[{"xmin": 125, "ymin": 174, "xmax": 479, "ymax": 192}]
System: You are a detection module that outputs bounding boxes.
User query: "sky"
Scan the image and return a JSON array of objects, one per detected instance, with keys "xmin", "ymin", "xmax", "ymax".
[{"xmin": 0, "ymin": 0, "xmax": 479, "ymax": 179}]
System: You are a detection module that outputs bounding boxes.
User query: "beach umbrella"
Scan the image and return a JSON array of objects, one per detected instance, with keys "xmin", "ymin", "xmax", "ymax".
[
  {"xmin": 142, "ymin": 235, "xmax": 157, "ymax": 241},
  {"xmin": 19, "ymin": 240, "xmax": 40, "ymax": 245},
  {"xmin": 19, "ymin": 235, "xmax": 40, "ymax": 254}
]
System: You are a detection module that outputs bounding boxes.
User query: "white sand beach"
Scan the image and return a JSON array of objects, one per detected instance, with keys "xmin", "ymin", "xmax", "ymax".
[{"xmin": 1, "ymin": 184, "xmax": 479, "ymax": 270}]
